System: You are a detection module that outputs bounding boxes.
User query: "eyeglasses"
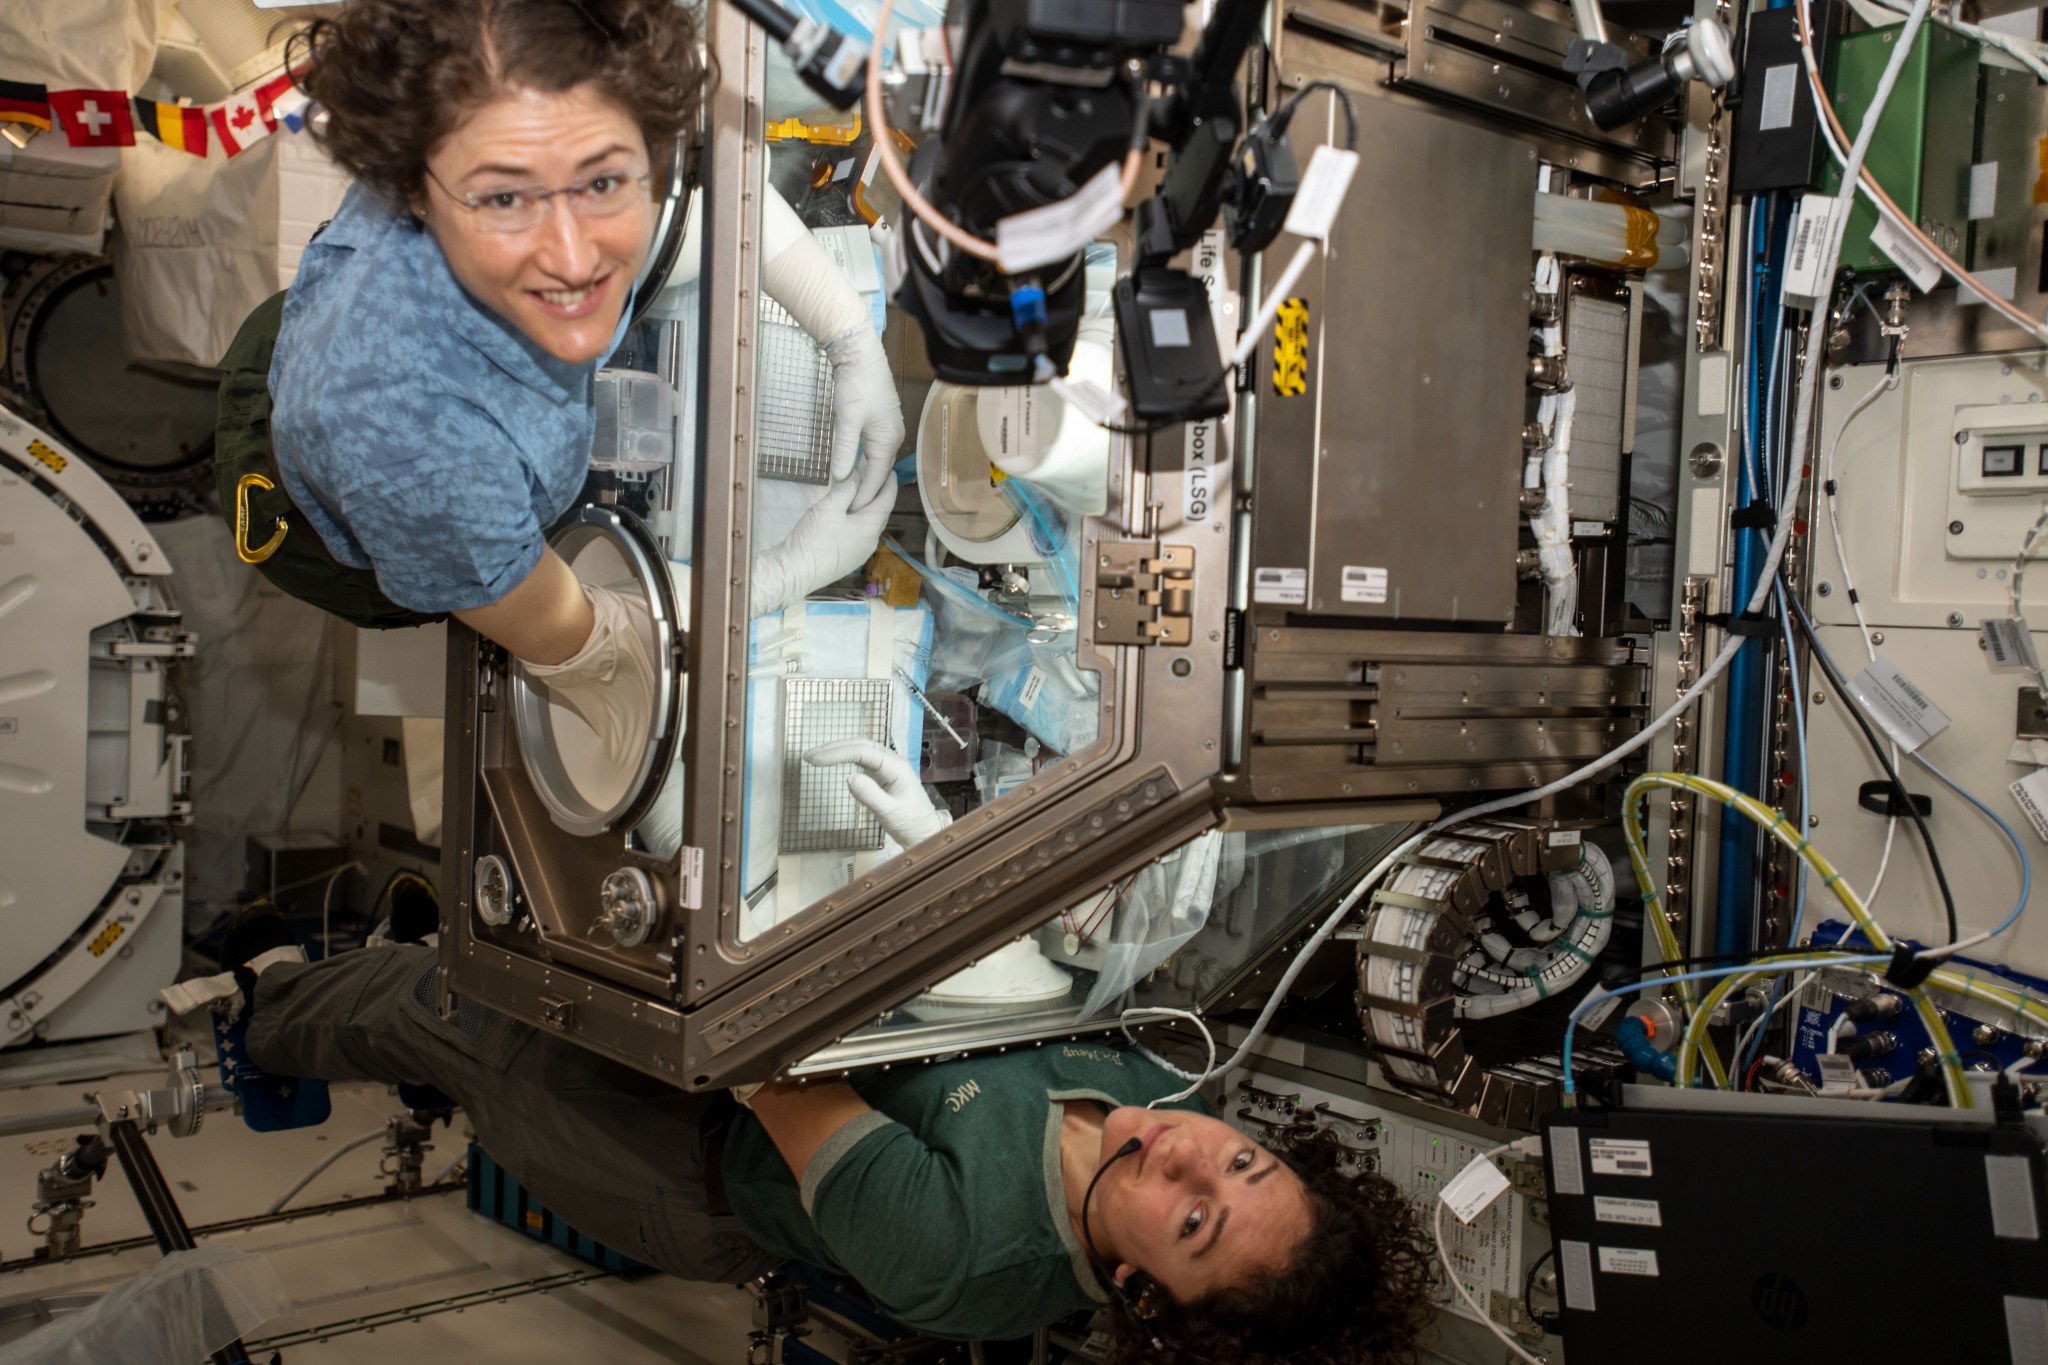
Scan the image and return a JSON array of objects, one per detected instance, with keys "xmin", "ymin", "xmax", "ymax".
[{"xmin": 423, "ymin": 165, "xmax": 651, "ymax": 234}]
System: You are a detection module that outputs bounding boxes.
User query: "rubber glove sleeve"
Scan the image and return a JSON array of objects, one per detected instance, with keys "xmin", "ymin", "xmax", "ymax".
[{"xmin": 521, "ymin": 580, "xmax": 658, "ymax": 779}]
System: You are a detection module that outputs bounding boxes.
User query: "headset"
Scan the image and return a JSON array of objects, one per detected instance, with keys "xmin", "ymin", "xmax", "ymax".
[{"xmin": 1079, "ymin": 1136, "xmax": 1209, "ymax": 1361}]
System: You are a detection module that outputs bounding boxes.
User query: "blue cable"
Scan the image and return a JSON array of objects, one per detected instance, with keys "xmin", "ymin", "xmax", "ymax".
[
  {"xmin": 1795, "ymin": 613, "xmax": 2034, "ymax": 952},
  {"xmin": 1562, "ymin": 953, "xmax": 1890, "ymax": 1097},
  {"xmin": 1910, "ymin": 751, "xmax": 2032, "ymax": 946}
]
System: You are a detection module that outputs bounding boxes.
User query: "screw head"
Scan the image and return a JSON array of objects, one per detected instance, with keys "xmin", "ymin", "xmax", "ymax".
[
  {"xmin": 1949, "ymin": 520, "xmax": 1966, "ymax": 535},
  {"xmin": 1829, "ymin": 375, "xmax": 1844, "ymax": 390},
  {"xmin": 1170, "ymin": 657, "xmax": 1192, "ymax": 678},
  {"xmin": 1817, "ymin": 582, "xmax": 1833, "ymax": 597},
  {"xmin": 1871, "ymin": 631, "xmax": 1884, "ymax": 645},
  {"xmin": 1947, "ymin": 612, "xmax": 1966, "ymax": 628}
]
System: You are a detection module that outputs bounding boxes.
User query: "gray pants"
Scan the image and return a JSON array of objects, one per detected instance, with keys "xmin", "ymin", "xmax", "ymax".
[{"xmin": 247, "ymin": 945, "xmax": 783, "ymax": 1284}]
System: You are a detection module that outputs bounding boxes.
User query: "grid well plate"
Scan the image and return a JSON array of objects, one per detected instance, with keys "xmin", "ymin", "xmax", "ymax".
[
  {"xmin": 780, "ymin": 677, "xmax": 893, "ymax": 852},
  {"xmin": 756, "ymin": 294, "xmax": 836, "ymax": 485}
]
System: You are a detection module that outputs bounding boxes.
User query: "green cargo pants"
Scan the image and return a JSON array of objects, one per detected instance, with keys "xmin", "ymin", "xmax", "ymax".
[{"xmin": 213, "ymin": 292, "xmax": 444, "ymax": 630}]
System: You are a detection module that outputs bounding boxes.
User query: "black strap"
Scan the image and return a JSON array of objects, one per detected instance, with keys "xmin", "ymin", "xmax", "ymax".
[
  {"xmin": 1884, "ymin": 944, "xmax": 1938, "ymax": 990},
  {"xmin": 1729, "ymin": 504, "xmax": 1777, "ymax": 532},
  {"xmin": 1703, "ymin": 611, "xmax": 1776, "ymax": 639}
]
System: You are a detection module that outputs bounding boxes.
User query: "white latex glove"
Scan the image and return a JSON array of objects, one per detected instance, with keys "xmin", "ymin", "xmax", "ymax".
[
  {"xmin": 803, "ymin": 738, "xmax": 951, "ymax": 848},
  {"xmin": 521, "ymin": 581, "xmax": 657, "ymax": 778},
  {"xmin": 751, "ymin": 473, "xmax": 897, "ymax": 618},
  {"xmin": 760, "ymin": 191, "xmax": 901, "ymax": 511},
  {"xmin": 822, "ymin": 324, "xmax": 905, "ymax": 510}
]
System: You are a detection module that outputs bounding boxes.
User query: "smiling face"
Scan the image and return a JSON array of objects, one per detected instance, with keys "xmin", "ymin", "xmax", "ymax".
[
  {"xmin": 414, "ymin": 82, "xmax": 653, "ymax": 365},
  {"xmin": 1092, "ymin": 1107, "xmax": 1312, "ymax": 1303}
]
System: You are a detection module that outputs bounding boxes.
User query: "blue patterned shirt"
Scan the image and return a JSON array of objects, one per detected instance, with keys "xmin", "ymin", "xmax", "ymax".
[{"xmin": 268, "ymin": 183, "xmax": 614, "ymax": 613}]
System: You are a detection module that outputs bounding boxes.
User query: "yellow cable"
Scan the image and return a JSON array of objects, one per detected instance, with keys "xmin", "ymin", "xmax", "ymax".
[{"xmin": 1625, "ymin": 773, "xmax": 1969, "ymax": 1105}]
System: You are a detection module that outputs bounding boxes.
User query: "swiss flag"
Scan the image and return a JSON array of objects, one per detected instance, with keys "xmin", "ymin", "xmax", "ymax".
[
  {"xmin": 209, "ymin": 88, "xmax": 276, "ymax": 157},
  {"xmin": 49, "ymin": 89, "xmax": 134, "ymax": 147}
]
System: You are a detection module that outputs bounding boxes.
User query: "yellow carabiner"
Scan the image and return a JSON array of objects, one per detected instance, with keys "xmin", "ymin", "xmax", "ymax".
[{"xmin": 234, "ymin": 472, "xmax": 289, "ymax": 564}]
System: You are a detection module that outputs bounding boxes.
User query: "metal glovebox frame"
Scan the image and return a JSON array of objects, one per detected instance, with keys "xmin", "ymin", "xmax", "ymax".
[{"xmin": 437, "ymin": 8, "xmax": 1649, "ymax": 1091}]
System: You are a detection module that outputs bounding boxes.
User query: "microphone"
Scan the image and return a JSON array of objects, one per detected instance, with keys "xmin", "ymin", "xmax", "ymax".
[{"xmin": 1112, "ymin": 1137, "xmax": 1142, "ymax": 1159}]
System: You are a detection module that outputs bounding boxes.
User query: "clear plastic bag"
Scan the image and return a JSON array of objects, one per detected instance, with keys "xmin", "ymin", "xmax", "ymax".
[
  {"xmin": 0, "ymin": 1247, "xmax": 289, "ymax": 1365},
  {"xmin": 1078, "ymin": 832, "xmax": 1225, "ymax": 1019}
]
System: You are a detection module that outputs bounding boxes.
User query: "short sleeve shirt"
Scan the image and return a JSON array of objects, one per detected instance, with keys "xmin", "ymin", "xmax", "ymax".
[
  {"xmin": 720, "ymin": 1044, "xmax": 1213, "ymax": 1341},
  {"xmin": 267, "ymin": 183, "xmax": 604, "ymax": 613}
]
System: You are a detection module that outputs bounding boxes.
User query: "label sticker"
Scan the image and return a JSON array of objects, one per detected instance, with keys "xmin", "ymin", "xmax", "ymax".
[
  {"xmin": 2010, "ymin": 769, "xmax": 2048, "ymax": 844},
  {"xmin": 1990, "ymin": 1155, "xmax": 2043, "ymax": 1241},
  {"xmin": 1440, "ymin": 1153, "xmax": 1512, "ymax": 1225},
  {"xmin": 1579, "ymin": 994, "xmax": 1623, "ymax": 1031},
  {"xmin": 1869, "ymin": 213, "xmax": 1943, "ymax": 293},
  {"xmin": 2004, "ymin": 1297, "xmax": 2048, "ymax": 1365},
  {"xmin": 1560, "ymin": 1240, "xmax": 1597, "ymax": 1311},
  {"xmin": 1593, "ymin": 1196, "xmax": 1662, "ymax": 1227},
  {"xmin": 1282, "ymin": 145, "xmax": 1360, "ymax": 242},
  {"xmin": 1814, "ymin": 1052, "xmax": 1858, "ymax": 1095},
  {"xmin": 1983, "ymin": 619, "xmax": 2042, "ymax": 675},
  {"xmin": 1571, "ymin": 519, "xmax": 1606, "ymax": 538},
  {"xmin": 1696, "ymin": 353, "xmax": 1730, "ymax": 417},
  {"xmin": 1253, "ymin": 566, "xmax": 1306, "ymax": 605},
  {"xmin": 1597, "ymin": 1247, "xmax": 1660, "ymax": 1277},
  {"xmin": 1550, "ymin": 1126, "xmax": 1585, "ymax": 1196},
  {"xmin": 1547, "ymin": 829, "xmax": 1584, "ymax": 847},
  {"xmin": 1971, "ymin": 161, "xmax": 2000, "ymax": 221},
  {"xmin": 1781, "ymin": 193, "xmax": 1839, "ymax": 304},
  {"xmin": 1017, "ymin": 667, "xmax": 1047, "ymax": 709},
  {"xmin": 1342, "ymin": 565, "xmax": 1389, "ymax": 604},
  {"xmin": 1759, "ymin": 63, "xmax": 1798, "ymax": 130},
  {"xmin": 1962, "ymin": 267, "xmax": 2019, "ymax": 305},
  {"xmin": 1587, "ymin": 1138, "xmax": 1653, "ymax": 1178},
  {"xmin": 1847, "ymin": 656, "xmax": 1950, "ymax": 753}
]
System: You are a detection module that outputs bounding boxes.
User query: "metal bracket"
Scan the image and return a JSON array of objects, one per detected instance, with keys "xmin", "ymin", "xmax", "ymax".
[
  {"xmin": 87, "ymin": 1047, "xmax": 220, "ymax": 1139},
  {"xmin": 1093, "ymin": 541, "xmax": 1195, "ymax": 646},
  {"xmin": 2018, "ymin": 687, "xmax": 2048, "ymax": 741}
]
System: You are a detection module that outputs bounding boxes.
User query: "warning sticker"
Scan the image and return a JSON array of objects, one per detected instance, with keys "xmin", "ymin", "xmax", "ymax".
[
  {"xmin": 1253, "ymin": 566, "xmax": 1306, "ymax": 605},
  {"xmin": 1597, "ymin": 1247, "xmax": 1660, "ymax": 1277},
  {"xmin": 1272, "ymin": 299, "xmax": 1309, "ymax": 396},
  {"xmin": 1341, "ymin": 566, "xmax": 1388, "ymax": 604},
  {"xmin": 1593, "ymin": 1196, "xmax": 1662, "ymax": 1228},
  {"xmin": 1587, "ymin": 1138, "xmax": 1653, "ymax": 1178}
]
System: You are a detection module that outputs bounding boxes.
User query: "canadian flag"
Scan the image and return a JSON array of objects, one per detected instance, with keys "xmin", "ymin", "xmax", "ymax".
[{"xmin": 208, "ymin": 88, "xmax": 276, "ymax": 157}]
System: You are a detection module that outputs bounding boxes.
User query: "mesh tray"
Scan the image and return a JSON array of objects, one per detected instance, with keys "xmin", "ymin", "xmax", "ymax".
[
  {"xmin": 780, "ymin": 676, "xmax": 893, "ymax": 852},
  {"xmin": 756, "ymin": 294, "xmax": 836, "ymax": 485}
]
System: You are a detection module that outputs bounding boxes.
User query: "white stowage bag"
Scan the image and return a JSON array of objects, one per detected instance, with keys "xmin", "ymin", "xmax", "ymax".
[
  {"xmin": 0, "ymin": 0, "xmax": 161, "ymax": 254},
  {"xmin": 112, "ymin": 135, "xmax": 282, "ymax": 368},
  {"xmin": 0, "ymin": 1247, "xmax": 289, "ymax": 1365}
]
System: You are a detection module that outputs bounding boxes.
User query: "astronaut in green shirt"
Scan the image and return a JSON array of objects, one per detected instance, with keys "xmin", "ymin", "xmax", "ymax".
[{"xmin": 230, "ymin": 940, "xmax": 1436, "ymax": 1365}]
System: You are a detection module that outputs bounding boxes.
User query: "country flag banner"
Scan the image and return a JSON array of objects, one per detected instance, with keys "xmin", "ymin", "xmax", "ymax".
[
  {"xmin": 131, "ymin": 97, "xmax": 208, "ymax": 157},
  {"xmin": 208, "ymin": 88, "xmax": 275, "ymax": 157},
  {"xmin": 49, "ymin": 88, "xmax": 134, "ymax": 147},
  {"xmin": 0, "ymin": 79, "xmax": 50, "ymax": 132}
]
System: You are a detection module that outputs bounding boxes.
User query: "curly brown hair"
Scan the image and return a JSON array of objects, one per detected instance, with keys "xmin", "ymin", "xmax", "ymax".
[
  {"xmin": 1103, "ymin": 1126, "xmax": 1441, "ymax": 1365},
  {"xmin": 290, "ymin": 0, "xmax": 709, "ymax": 204}
]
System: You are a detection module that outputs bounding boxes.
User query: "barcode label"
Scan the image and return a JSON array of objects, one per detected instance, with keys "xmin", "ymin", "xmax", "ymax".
[
  {"xmin": 2010, "ymin": 769, "xmax": 2048, "ymax": 845},
  {"xmin": 1847, "ymin": 656, "xmax": 1950, "ymax": 753},
  {"xmin": 1983, "ymin": 619, "xmax": 2041, "ymax": 675},
  {"xmin": 1253, "ymin": 566, "xmax": 1306, "ymax": 604},
  {"xmin": 1870, "ymin": 213, "xmax": 1942, "ymax": 292},
  {"xmin": 1341, "ymin": 565, "xmax": 1388, "ymax": 604},
  {"xmin": 1588, "ymin": 1138, "xmax": 1653, "ymax": 1177},
  {"xmin": 1782, "ymin": 193, "xmax": 1837, "ymax": 304}
]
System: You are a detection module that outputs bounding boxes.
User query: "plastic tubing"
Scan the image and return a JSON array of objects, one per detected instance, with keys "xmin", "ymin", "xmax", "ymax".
[{"xmin": 1623, "ymin": 772, "xmax": 1968, "ymax": 1105}]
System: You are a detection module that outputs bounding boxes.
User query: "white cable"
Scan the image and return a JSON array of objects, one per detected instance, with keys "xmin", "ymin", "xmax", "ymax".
[
  {"xmin": 1231, "ymin": 241, "xmax": 1319, "ymax": 370},
  {"xmin": 320, "ymin": 860, "xmax": 365, "ymax": 963},
  {"xmin": 430, "ymin": 1147, "xmax": 470, "ymax": 1188},
  {"xmin": 1433, "ymin": 1142, "xmax": 1546, "ymax": 1365},
  {"xmin": 1819, "ymin": 367, "xmax": 1900, "ymax": 905},
  {"xmin": 1118, "ymin": 1007, "xmax": 1218, "ymax": 1107},
  {"xmin": 268, "ymin": 1128, "xmax": 385, "ymax": 1215}
]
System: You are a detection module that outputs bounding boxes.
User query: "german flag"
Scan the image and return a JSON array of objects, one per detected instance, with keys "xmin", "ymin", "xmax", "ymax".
[
  {"xmin": 0, "ymin": 79, "xmax": 51, "ymax": 133},
  {"xmin": 131, "ymin": 97, "xmax": 208, "ymax": 157}
]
